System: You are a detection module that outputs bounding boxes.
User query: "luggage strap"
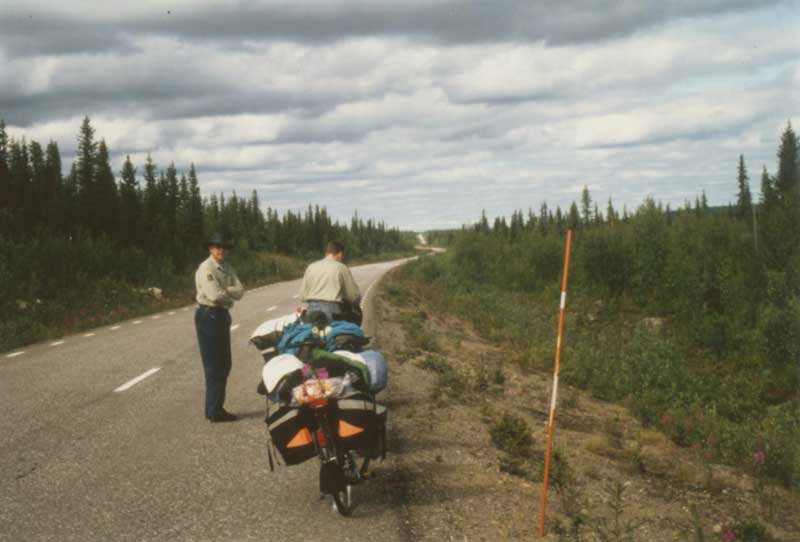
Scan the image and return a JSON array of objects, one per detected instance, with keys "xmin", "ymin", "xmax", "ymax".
[{"xmin": 264, "ymin": 400, "xmax": 283, "ymax": 472}]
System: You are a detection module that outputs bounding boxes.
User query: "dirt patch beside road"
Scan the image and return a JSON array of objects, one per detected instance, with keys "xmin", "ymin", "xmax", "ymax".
[{"xmin": 364, "ymin": 269, "xmax": 800, "ymax": 541}]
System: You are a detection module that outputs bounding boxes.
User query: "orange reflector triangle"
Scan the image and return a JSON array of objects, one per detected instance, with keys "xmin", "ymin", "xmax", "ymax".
[
  {"xmin": 338, "ymin": 420, "xmax": 364, "ymax": 437},
  {"xmin": 287, "ymin": 428, "xmax": 312, "ymax": 448}
]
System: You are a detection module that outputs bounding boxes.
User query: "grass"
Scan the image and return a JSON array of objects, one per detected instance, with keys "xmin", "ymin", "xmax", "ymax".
[
  {"xmin": 394, "ymin": 255, "xmax": 800, "ymax": 490},
  {"xmin": 1, "ymin": 248, "xmax": 412, "ymax": 353},
  {"xmin": 417, "ymin": 354, "xmax": 466, "ymax": 399}
]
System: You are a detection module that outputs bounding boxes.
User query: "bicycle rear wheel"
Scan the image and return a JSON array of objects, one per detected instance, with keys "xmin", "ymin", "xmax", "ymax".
[{"xmin": 332, "ymin": 484, "xmax": 352, "ymax": 516}]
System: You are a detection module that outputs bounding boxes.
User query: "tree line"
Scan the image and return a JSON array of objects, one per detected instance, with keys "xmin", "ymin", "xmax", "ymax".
[
  {"xmin": 0, "ymin": 116, "xmax": 409, "ymax": 269},
  {"xmin": 407, "ymin": 122, "xmax": 798, "ymax": 485},
  {"xmin": 464, "ymin": 122, "xmax": 799, "ymax": 368}
]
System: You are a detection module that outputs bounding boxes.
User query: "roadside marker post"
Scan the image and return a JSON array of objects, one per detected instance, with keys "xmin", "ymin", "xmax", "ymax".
[{"xmin": 538, "ymin": 228, "xmax": 573, "ymax": 538}]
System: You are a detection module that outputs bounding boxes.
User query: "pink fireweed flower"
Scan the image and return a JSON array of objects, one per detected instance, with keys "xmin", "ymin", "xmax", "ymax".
[
  {"xmin": 754, "ymin": 450, "xmax": 766, "ymax": 465},
  {"xmin": 722, "ymin": 528, "xmax": 737, "ymax": 541}
]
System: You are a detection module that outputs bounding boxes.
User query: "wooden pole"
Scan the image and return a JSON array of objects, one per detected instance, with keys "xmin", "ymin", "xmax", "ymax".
[{"xmin": 538, "ymin": 229, "xmax": 573, "ymax": 538}]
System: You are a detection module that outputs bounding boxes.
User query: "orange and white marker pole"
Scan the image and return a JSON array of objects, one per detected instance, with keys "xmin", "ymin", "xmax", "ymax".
[{"xmin": 538, "ymin": 228, "xmax": 573, "ymax": 538}]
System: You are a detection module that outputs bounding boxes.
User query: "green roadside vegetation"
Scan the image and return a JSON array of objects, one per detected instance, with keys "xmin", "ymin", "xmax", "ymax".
[
  {"xmin": 0, "ymin": 117, "xmax": 415, "ymax": 352},
  {"xmin": 392, "ymin": 123, "xmax": 800, "ymax": 490}
]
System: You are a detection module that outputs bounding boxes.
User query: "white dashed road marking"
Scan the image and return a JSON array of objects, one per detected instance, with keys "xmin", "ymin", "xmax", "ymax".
[
  {"xmin": 51, "ymin": 341, "xmax": 65, "ymax": 346},
  {"xmin": 133, "ymin": 320, "xmax": 143, "ymax": 325},
  {"xmin": 114, "ymin": 368, "xmax": 161, "ymax": 393},
  {"xmin": 110, "ymin": 326, "xmax": 121, "ymax": 331},
  {"xmin": 152, "ymin": 315, "xmax": 160, "ymax": 320},
  {"xmin": 292, "ymin": 294, "xmax": 299, "ymax": 299},
  {"xmin": 168, "ymin": 312, "xmax": 175, "ymax": 316},
  {"xmin": 6, "ymin": 351, "xmax": 25, "ymax": 358},
  {"xmin": 266, "ymin": 305, "xmax": 277, "ymax": 312},
  {"xmin": 231, "ymin": 324, "xmax": 240, "ymax": 332},
  {"xmin": 83, "ymin": 333, "xmax": 96, "ymax": 338}
]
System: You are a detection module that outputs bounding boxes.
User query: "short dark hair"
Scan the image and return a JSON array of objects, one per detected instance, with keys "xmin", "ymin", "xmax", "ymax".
[{"xmin": 326, "ymin": 240, "xmax": 345, "ymax": 255}]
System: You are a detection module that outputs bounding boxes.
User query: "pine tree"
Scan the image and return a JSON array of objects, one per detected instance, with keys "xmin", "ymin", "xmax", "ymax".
[
  {"xmin": 568, "ymin": 201, "xmax": 580, "ymax": 230},
  {"xmin": 164, "ymin": 162, "xmax": 179, "ymax": 236},
  {"xmin": 538, "ymin": 202, "xmax": 549, "ymax": 235},
  {"xmin": 775, "ymin": 122, "xmax": 799, "ymax": 203},
  {"xmin": 187, "ymin": 164, "xmax": 204, "ymax": 245},
  {"xmin": 119, "ymin": 155, "xmax": 140, "ymax": 245},
  {"xmin": 76, "ymin": 116, "xmax": 97, "ymax": 234},
  {"xmin": 94, "ymin": 140, "xmax": 118, "ymax": 237},
  {"xmin": 142, "ymin": 154, "xmax": 160, "ymax": 239},
  {"xmin": 478, "ymin": 209, "xmax": 490, "ymax": 234},
  {"xmin": 28, "ymin": 140, "xmax": 47, "ymax": 229},
  {"xmin": 0, "ymin": 120, "xmax": 9, "ymax": 219},
  {"xmin": 606, "ymin": 197, "xmax": 616, "ymax": 226},
  {"xmin": 9, "ymin": 138, "xmax": 31, "ymax": 236},
  {"xmin": 736, "ymin": 154, "xmax": 752, "ymax": 220},
  {"xmin": 44, "ymin": 141, "xmax": 63, "ymax": 233},
  {"xmin": 580, "ymin": 185, "xmax": 592, "ymax": 225}
]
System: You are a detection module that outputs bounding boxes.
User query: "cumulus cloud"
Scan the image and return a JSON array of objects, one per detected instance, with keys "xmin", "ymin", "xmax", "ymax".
[{"xmin": 1, "ymin": 1, "xmax": 798, "ymax": 230}]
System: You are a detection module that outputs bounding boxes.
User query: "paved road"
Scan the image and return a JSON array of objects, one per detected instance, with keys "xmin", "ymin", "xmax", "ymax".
[{"xmin": 1, "ymin": 258, "xmax": 411, "ymax": 542}]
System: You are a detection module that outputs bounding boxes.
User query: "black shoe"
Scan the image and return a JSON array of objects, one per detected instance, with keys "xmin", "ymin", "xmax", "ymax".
[{"xmin": 208, "ymin": 410, "xmax": 238, "ymax": 423}]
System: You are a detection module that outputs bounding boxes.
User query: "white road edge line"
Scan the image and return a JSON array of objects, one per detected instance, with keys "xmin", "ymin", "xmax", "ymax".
[
  {"xmin": 114, "ymin": 367, "xmax": 161, "ymax": 393},
  {"xmin": 6, "ymin": 351, "xmax": 26, "ymax": 358},
  {"xmin": 266, "ymin": 305, "xmax": 277, "ymax": 312},
  {"xmin": 51, "ymin": 341, "xmax": 65, "ymax": 346},
  {"xmin": 231, "ymin": 324, "xmax": 240, "ymax": 331},
  {"xmin": 361, "ymin": 280, "xmax": 377, "ymax": 309}
]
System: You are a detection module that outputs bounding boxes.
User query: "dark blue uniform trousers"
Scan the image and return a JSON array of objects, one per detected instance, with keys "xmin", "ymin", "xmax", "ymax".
[{"xmin": 195, "ymin": 306, "xmax": 232, "ymax": 418}]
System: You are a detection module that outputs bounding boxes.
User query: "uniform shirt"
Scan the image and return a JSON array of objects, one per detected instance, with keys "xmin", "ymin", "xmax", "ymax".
[
  {"xmin": 195, "ymin": 256, "xmax": 244, "ymax": 309},
  {"xmin": 300, "ymin": 255, "xmax": 360, "ymax": 304}
]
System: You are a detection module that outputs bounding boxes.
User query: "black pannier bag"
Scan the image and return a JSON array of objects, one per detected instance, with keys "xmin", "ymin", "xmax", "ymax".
[
  {"xmin": 335, "ymin": 391, "xmax": 387, "ymax": 459},
  {"xmin": 266, "ymin": 402, "xmax": 317, "ymax": 465}
]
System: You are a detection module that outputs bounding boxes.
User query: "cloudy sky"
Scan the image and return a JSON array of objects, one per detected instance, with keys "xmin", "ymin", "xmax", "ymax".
[{"xmin": 1, "ymin": 1, "xmax": 798, "ymax": 231}]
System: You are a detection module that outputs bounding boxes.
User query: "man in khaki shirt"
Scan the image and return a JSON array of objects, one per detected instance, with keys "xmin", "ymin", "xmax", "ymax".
[
  {"xmin": 194, "ymin": 233, "xmax": 244, "ymax": 422},
  {"xmin": 301, "ymin": 240, "xmax": 361, "ymax": 324}
]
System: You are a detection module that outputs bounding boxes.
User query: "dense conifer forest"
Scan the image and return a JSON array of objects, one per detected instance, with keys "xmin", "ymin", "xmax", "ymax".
[{"xmin": 0, "ymin": 117, "xmax": 412, "ymax": 349}]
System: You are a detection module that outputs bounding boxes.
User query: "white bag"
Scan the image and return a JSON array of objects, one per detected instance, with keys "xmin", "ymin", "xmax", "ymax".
[
  {"xmin": 262, "ymin": 353, "xmax": 304, "ymax": 395},
  {"xmin": 250, "ymin": 313, "xmax": 299, "ymax": 350},
  {"xmin": 333, "ymin": 350, "xmax": 388, "ymax": 393}
]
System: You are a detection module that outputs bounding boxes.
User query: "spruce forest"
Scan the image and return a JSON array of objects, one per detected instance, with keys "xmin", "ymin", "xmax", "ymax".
[
  {"xmin": 400, "ymin": 123, "xmax": 799, "ymax": 488},
  {"xmin": 0, "ymin": 117, "xmax": 412, "ymax": 350}
]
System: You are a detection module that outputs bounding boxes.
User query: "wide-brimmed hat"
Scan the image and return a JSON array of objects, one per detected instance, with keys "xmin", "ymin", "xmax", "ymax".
[{"xmin": 206, "ymin": 232, "xmax": 234, "ymax": 249}]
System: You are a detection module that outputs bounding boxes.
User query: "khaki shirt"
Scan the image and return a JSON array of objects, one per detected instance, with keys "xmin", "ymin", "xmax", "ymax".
[
  {"xmin": 195, "ymin": 256, "xmax": 244, "ymax": 309},
  {"xmin": 300, "ymin": 255, "xmax": 360, "ymax": 304}
]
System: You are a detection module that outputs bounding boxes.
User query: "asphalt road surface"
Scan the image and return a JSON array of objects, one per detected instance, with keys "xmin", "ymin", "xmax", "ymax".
[{"xmin": 1, "ymin": 258, "xmax": 412, "ymax": 542}]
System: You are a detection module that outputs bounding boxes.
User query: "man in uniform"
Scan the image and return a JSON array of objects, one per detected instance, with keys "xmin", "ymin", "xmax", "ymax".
[
  {"xmin": 300, "ymin": 240, "xmax": 361, "ymax": 324},
  {"xmin": 195, "ymin": 232, "xmax": 244, "ymax": 422}
]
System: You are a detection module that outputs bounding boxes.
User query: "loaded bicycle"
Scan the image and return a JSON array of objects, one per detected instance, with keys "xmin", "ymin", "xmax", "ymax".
[{"xmin": 251, "ymin": 310, "xmax": 387, "ymax": 516}]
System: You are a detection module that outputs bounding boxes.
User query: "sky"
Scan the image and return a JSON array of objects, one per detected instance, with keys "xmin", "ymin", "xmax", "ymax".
[{"xmin": 1, "ymin": 1, "xmax": 798, "ymax": 231}]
